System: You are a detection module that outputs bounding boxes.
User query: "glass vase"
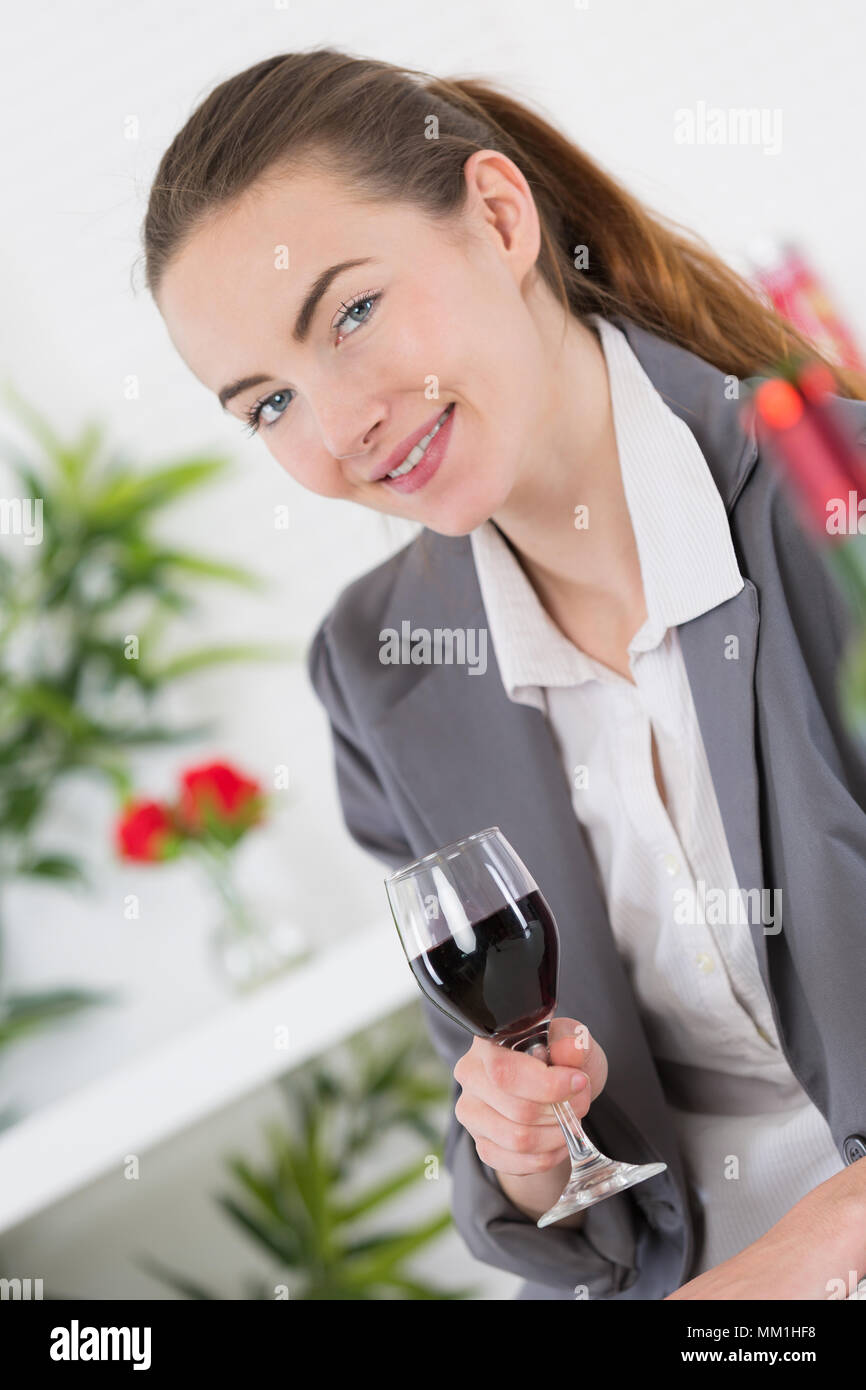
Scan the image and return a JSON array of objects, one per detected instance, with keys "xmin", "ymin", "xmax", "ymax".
[{"xmin": 196, "ymin": 844, "xmax": 311, "ymax": 994}]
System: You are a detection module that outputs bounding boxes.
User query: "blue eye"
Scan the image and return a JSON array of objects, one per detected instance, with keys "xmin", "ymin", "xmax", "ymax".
[
  {"xmin": 333, "ymin": 289, "xmax": 382, "ymax": 337},
  {"xmin": 242, "ymin": 390, "xmax": 294, "ymax": 436}
]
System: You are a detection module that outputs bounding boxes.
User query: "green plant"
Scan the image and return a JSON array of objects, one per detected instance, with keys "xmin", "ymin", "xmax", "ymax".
[
  {"xmin": 0, "ymin": 384, "xmax": 296, "ymax": 1048},
  {"xmin": 139, "ymin": 1003, "xmax": 477, "ymax": 1300}
]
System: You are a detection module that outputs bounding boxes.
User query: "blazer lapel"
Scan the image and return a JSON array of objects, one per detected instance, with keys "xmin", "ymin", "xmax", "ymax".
[{"xmin": 677, "ymin": 576, "xmax": 770, "ymax": 989}]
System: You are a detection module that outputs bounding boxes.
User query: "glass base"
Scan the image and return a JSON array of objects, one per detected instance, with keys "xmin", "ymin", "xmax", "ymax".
[{"xmin": 537, "ymin": 1155, "xmax": 668, "ymax": 1228}]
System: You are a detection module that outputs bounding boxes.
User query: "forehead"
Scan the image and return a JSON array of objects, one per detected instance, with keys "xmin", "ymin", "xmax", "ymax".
[{"xmin": 155, "ymin": 167, "xmax": 427, "ymax": 393}]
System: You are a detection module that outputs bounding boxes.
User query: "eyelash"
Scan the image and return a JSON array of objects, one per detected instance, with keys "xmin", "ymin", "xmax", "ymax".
[{"xmin": 241, "ymin": 288, "xmax": 383, "ymax": 436}]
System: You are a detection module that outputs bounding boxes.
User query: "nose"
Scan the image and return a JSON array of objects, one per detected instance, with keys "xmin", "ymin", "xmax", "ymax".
[{"xmin": 319, "ymin": 403, "xmax": 386, "ymax": 463}]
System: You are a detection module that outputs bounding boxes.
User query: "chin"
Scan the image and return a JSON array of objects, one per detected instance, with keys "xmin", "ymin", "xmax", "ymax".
[
  {"xmin": 423, "ymin": 505, "xmax": 494, "ymax": 539},
  {"xmin": 423, "ymin": 479, "xmax": 508, "ymax": 539}
]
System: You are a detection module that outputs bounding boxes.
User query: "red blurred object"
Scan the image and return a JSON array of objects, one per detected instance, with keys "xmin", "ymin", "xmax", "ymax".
[
  {"xmin": 178, "ymin": 760, "xmax": 264, "ymax": 834},
  {"xmin": 747, "ymin": 377, "xmax": 865, "ymax": 539},
  {"xmin": 741, "ymin": 353, "xmax": 866, "ymax": 741},
  {"xmin": 115, "ymin": 800, "xmax": 176, "ymax": 862},
  {"xmin": 748, "ymin": 239, "xmax": 866, "ymax": 375},
  {"xmin": 795, "ymin": 363, "xmax": 866, "ymax": 497},
  {"xmin": 742, "ymin": 365, "xmax": 866, "ymax": 622}
]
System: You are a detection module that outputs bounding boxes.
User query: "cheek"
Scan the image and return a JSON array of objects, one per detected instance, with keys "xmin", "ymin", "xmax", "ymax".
[
  {"xmin": 385, "ymin": 276, "xmax": 479, "ymax": 378},
  {"xmin": 269, "ymin": 442, "xmax": 346, "ymax": 499}
]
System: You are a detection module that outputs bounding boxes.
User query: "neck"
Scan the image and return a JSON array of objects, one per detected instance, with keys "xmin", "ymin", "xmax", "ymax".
[{"xmin": 490, "ymin": 309, "xmax": 646, "ymax": 627}]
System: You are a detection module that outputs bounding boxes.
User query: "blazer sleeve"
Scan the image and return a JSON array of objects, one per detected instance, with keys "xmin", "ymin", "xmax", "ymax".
[{"xmin": 305, "ymin": 614, "xmax": 639, "ymax": 1297}]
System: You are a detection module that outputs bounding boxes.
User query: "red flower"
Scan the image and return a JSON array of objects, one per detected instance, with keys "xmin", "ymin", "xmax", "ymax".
[
  {"xmin": 115, "ymin": 800, "xmax": 176, "ymax": 862},
  {"xmin": 177, "ymin": 761, "xmax": 264, "ymax": 837}
]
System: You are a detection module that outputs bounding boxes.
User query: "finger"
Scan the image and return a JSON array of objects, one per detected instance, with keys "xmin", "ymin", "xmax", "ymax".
[
  {"xmin": 474, "ymin": 1134, "xmax": 570, "ymax": 1176},
  {"xmin": 548, "ymin": 1018, "xmax": 608, "ymax": 1097},
  {"xmin": 460, "ymin": 1070, "xmax": 566, "ymax": 1128},
  {"xmin": 549, "ymin": 1016, "xmax": 590, "ymax": 1048},
  {"xmin": 478, "ymin": 1039, "xmax": 590, "ymax": 1104},
  {"xmin": 455, "ymin": 1092, "xmax": 570, "ymax": 1157}
]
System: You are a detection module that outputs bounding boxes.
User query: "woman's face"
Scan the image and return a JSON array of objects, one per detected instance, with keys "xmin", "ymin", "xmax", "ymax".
[{"xmin": 156, "ymin": 150, "xmax": 561, "ymax": 537}]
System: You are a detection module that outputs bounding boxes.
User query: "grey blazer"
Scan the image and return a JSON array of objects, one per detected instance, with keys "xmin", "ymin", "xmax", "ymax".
[{"xmin": 305, "ymin": 314, "xmax": 866, "ymax": 1300}]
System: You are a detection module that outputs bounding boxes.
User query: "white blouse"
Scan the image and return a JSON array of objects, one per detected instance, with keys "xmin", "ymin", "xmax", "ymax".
[{"xmin": 469, "ymin": 313, "xmax": 856, "ymax": 1289}]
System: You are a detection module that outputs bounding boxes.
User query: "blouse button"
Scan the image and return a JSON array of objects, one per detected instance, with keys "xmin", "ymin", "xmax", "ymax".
[
  {"xmin": 661, "ymin": 852, "xmax": 679, "ymax": 876},
  {"xmin": 696, "ymin": 952, "xmax": 715, "ymax": 973}
]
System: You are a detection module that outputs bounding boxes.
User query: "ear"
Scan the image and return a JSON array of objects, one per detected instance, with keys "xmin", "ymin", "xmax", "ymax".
[{"xmin": 461, "ymin": 147, "xmax": 541, "ymax": 282}]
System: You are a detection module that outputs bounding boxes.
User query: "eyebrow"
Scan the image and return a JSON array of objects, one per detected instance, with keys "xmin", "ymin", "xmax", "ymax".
[{"xmin": 218, "ymin": 256, "xmax": 375, "ymax": 411}]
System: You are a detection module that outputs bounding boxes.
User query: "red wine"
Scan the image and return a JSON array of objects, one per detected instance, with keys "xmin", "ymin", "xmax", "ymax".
[{"xmin": 408, "ymin": 889, "xmax": 558, "ymax": 1039}]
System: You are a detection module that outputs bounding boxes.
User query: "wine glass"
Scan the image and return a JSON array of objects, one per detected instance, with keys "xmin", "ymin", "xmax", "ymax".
[{"xmin": 384, "ymin": 826, "xmax": 667, "ymax": 1228}]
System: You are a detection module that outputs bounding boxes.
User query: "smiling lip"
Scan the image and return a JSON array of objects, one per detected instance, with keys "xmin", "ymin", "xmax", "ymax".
[
  {"xmin": 366, "ymin": 404, "xmax": 455, "ymax": 484},
  {"xmin": 380, "ymin": 403, "xmax": 456, "ymax": 495}
]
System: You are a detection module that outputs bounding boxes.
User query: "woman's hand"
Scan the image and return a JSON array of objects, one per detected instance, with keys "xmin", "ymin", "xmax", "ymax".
[
  {"xmin": 453, "ymin": 1017, "xmax": 608, "ymax": 1225},
  {"xmin": 666, "ymin": 1157, "xmax": 866, "ymax": 1300}
]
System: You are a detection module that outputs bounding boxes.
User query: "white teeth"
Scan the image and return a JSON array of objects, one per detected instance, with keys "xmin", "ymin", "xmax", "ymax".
[{"xmin": 386, "ymin": 404, "xmax": 453, "ymax": 478}]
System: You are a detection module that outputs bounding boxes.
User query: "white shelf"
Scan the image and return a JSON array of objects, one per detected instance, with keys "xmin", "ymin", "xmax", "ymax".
[{"xmin": 0, "ymin": 920, "xmax": 416, "ymax": 1234}]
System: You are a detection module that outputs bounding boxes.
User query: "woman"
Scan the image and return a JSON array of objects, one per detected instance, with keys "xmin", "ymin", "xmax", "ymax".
[{"xmin": 142, "ymin": 48, "xmax": 866, "ymax": 1300}]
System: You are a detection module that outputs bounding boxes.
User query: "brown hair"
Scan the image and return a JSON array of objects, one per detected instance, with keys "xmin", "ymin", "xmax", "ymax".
[{"xmin": 141, "ymin": 45, "xmax": 866, "ymax": 402}]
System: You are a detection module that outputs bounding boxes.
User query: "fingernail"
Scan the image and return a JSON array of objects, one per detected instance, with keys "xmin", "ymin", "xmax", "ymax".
[{"xmin": 571, "ymin": 1072, "xmax": 588, "ymax": 1091}]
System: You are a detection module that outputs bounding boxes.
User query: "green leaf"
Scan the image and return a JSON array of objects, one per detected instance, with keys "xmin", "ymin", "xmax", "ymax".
[
  {"xmin": 149, "ymin": 550, "xmax": 264, "ymax": 590},
  {"xmin": 5, "ymin": 683, "xmax": 93, "ymax": 738},
  {"xmin": 364, "ymin": 1043, "xmax": 415, "ymax": 1097},
  {"xmin": 0, "ymin": 783, "xmax": 47, "ymax": 833},
  {"xmin": 300, "ymin": 1281, "xmax": 372, "ymax": 1301},
  {"xmin": 389, "ymin": 1111, "xmax": 445, "ymax": 1149},
  {"xmin": 0, "ymin": 987, "xmax": 113, "ymax": 1048},
  {"xmin": 92, "ymin": 719, "xmax": 215, "ymax": 745},
  {"xmin": 84, "ymin": 758, "xmax": 134, "ymax": 800},
  {"xmin": 4, "ymin": 415, "xmax": 107, "ymax": 494},
  {"xmin": 391, "ymin": 1273, "xmax": 478, "ymax": 1295},
  {"xmin": 146, "ymin": 642, "xmax": 297, "ymax": 683},
  {"xmin": 395, "ymin": 1077, "xmax": 451, "ymax": 1104},
  {"xmin": 340, "ymin": 1211, "xmax": 453, "ymax": 1283},
  {"xmin": 62, "ymin": 420, "xmax": 107, "ymax": 486},
  {"xmin": 82, "ymin": 458, "xmax": 230, "ymax": 526},
  {"xmin": 336, "ymin": 1232, "xmax": 403, "ymax": 1257},
  {"xmin": 310, "ymin": 1069, "xmax": 341, "ymax": 1106},
  {"xmin": 1, "ymin": 382, "xmax": 69, "ymax": 469},
  {"xmin": 15, "ymin": 853, "xmax": 88, "ymax": 883},
  {"xmin": 266, "ymin": 1115, "xmax": 337, "ymax": 1258},
  {"xmin": 384, "ymin": 1276, "xmax": 476, "ymax": 1300},
  {"xmin": 0, "ymin": 452, "xmax": 52, "ymax": 520},
  {"xmin": 280, "ymin": 1129, "xmax": 330, "ymax": 1239},
  {"xmin": 332, "ymin": 1157, "xmax": 428, "ymax": 1224},
  {"xmin": 225, "ymin": 1156, "xmax": 288, "ymax": 1225},
  {"xmin": 215, "ymin": 1194, "xmax": 305, "ymax": 1267},
  {"xmin": 133, "ymin": 1254, "xmax": 218, "ymax": 1300},
  {"xmin": 69, "ymin": 541, "xmax": 263, "ymax": 612},
  {"xmin": 839, "ymin": 629, "xmax": 866, "ymax": 744},
  {"xmin": 0, "ymin": 549, "xmax": 17, "ymax": 595}
]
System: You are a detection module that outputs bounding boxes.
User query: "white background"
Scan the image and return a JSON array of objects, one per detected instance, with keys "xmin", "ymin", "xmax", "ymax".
[{"xmin": 1, "ymin": 0, "xmax": 864, "ymax": 1299}]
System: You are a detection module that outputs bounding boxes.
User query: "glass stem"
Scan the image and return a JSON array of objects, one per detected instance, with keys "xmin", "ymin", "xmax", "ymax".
[{"xmin": 507, "ymin": 1023, "xmax": 602, "ymax": 1167}]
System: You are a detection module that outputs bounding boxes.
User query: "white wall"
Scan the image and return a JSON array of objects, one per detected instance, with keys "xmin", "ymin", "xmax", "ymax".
[{"xmin": 1, "ymin": 0, "xmax": 864, "ymax": 1299}]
